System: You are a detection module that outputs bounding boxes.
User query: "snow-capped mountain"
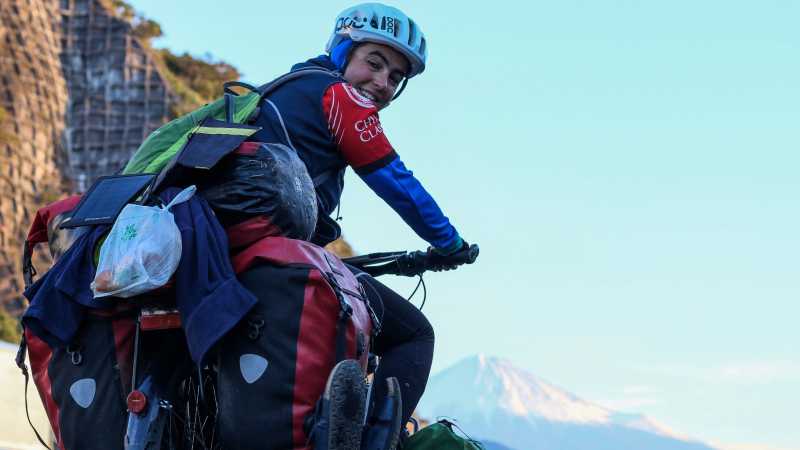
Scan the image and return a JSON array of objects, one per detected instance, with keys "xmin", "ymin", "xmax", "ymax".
[{"xmin": 416, "ymin": 354, "xmax": 716, "ymax": 450}]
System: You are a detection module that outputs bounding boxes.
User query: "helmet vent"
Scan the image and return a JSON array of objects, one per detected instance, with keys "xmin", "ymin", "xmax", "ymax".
[
  {"xmin": 370, "ymin": 14, "xmax": 380, "ymax": 29},
  {"xmin": 407, "ymin": 19, "xmax": 417, "ymax": 46},
  {"xmin": 419, "ymin": 37, "xmax": 427, "ymax": 56}
]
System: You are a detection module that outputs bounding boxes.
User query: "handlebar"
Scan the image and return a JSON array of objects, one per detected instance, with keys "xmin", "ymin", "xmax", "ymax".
[{"xmin": 343, "ymin": 244, "xmax": 480, "ymax": 277}]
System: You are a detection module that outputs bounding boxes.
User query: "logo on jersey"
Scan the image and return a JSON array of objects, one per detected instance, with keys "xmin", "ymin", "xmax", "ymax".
[
  {"xmin": 354, "ymin": 114, "xmax": 384, "ymax": 143},
  {"xmin": 343, "ymin": 84, "xmax": 375, "ymax": 109}
]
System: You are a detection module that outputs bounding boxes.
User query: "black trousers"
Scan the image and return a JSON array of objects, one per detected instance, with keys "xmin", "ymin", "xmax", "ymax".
[{"xmin": 348, "ymin": 267, "xmax": 435, "ymax": 426}]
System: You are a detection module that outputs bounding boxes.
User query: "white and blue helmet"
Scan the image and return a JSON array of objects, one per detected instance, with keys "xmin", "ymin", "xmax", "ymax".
[{"xmin": 325, "ymin": 3, "xmax": 428, "ymax": 78}]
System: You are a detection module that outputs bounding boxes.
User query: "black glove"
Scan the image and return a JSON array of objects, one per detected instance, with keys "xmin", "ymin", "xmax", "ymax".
[{"xmin": 428, "ymin": 239, "xmax": 475, "ymax": 272}]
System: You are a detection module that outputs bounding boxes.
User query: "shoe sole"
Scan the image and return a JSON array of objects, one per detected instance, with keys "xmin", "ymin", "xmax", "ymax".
[
  {"xmin": 325, "ymin": 360, "xmax": 367, "ymax": 450},
  {"xmin": 383, "ymin": 377, "xmax": 403, "ymax": 450}
]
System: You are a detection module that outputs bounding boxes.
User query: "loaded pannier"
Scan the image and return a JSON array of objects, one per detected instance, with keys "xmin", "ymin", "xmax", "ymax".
[
  {"xmin": 19, "ymin": 197, "xmax": 138, "ymax": 450},
  {"xmin": 216, "ymin": 231, "xmax": 375, "ymax": 450}
]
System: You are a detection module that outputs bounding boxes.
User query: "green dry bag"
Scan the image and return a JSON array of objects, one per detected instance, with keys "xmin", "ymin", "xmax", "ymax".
[{"xmin": 405, "ymin": 419, "xmax": 485, "ymax": 450}]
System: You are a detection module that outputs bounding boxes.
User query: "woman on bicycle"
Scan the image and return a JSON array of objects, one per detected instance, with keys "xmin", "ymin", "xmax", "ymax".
[{"xmin": 247, "ymin": 3, "xmax": 472, "ymax": 448}]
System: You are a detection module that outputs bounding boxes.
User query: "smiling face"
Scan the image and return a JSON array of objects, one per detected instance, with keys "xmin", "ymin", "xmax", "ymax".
[{"xmin": 342, "ymin": 42, "xmax": 410, "ymax": 110}]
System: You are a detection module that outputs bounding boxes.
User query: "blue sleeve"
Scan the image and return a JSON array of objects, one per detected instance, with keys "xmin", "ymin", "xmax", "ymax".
[{"xmin": 360, "ymin": 156, "xmax": 460, "ymax": 249}]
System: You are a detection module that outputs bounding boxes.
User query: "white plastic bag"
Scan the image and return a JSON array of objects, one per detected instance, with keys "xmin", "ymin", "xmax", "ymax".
[{"xmin": 91, "ymin": 186, "xmax": 196, "ymax": 298}]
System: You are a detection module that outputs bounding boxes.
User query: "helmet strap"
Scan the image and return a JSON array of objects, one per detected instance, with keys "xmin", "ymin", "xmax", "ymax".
[{"xmin": 392, "ymin": 78, "xmax": 409, "ymax": 100}]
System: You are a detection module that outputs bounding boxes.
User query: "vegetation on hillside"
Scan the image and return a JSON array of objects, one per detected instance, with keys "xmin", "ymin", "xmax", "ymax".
[
  {"xmin": 0, "ymin": 308, "xmax": 20, "ymax": 343},
  {"xmin": 108, "ymin": 0, "xmax": 162, "ymax": 41},
  {"xmin": 157, "ymin": 50, "xmax": 240, "ymax": 116}
]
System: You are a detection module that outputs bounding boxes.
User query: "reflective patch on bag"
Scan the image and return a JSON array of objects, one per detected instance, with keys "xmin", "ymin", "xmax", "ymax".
[
  {"xmin": 240, "ymin": 354, "xmax": 268, "ymax": 384},
  {"xmin": 69, "ymin": 378, "xmax": 96, "ymax": 408}
]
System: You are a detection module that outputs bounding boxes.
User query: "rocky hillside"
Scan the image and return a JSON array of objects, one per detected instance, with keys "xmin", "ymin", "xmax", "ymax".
[{"xmin": 0, "ymin": 0, "xmax": 70, "ymax": 316}]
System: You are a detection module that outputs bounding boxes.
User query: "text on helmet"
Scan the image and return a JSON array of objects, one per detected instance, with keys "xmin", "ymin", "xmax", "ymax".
[{"xmin": 336, "ymin": 15, "xmax": 400, "ymax": 38}]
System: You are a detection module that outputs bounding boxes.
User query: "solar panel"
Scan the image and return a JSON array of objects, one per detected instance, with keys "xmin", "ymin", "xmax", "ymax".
[
  {"xmin": 175, "ymin": 119, "xmax": 259, "ymax": 170},
  {"xmin": 59, "ymin": 174, "xmax": 155, "ymax": 229}
]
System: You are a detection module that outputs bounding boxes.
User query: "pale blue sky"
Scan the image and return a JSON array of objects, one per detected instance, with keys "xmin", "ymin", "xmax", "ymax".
[{"xmin": 127, "ymin": 1, "xmax": 799, "ymax": 449}]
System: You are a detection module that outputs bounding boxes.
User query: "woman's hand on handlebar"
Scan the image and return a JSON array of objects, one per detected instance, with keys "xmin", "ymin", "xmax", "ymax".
[
  {"xmin": 428, "ymin": 240, "xmax": 479, "ymax": 272},
  {"xmin": 343, "ymin": 242, "xmax": 479, "ymax": 277}
]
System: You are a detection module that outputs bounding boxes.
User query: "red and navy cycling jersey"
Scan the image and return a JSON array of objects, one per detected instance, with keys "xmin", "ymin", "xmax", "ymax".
[
  {"xmin": 322, "ymin": 82, "xmax": 396, "ymax": 174},
  {"xmin": 250, "ymin": 56, "xmax": 460, "ymax": 250}
]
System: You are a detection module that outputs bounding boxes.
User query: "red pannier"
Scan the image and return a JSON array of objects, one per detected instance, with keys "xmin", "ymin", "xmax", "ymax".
[
  {"xmin": 24, "ymin": 308, "xmax": 136, "ymax": 450},
  {"xmin": 215, "ymin": 231, "xmax": 374, "ymax": 450},
  {"xmin": 20, "ymin": 197, "xmax": 137, "ymax": 450}
]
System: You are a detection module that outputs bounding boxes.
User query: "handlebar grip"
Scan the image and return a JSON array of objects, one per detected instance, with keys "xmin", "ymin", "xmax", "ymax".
[
  {"xmin": 466, "ymin": 244, "xmax": 479, "ymax": 264},
  {"xmin": 446, "ymin": 244, "xmax": 480, "ymax": 265}
]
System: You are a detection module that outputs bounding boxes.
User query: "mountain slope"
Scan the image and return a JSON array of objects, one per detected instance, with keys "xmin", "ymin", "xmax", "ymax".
[{"xmin": 417, "ymin": 355, "xmax": 716, "ymax": 450}]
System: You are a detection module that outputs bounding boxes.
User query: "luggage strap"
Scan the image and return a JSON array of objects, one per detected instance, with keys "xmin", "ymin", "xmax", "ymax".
[
  {"xmin": 223, "ymin": 66, "xmax": 342, "ymax": 123},
  {"xmin": 334, "ymin": 308, "xmax": 351, "ymax": 364},
  {"xmin": 22, "ymin": 241, "xmax": 36, "ymax": 289},
  {"xmin": 253, "ymin": 67, "xmax": 343, "ymax": 190},
  {"xmin": 256, "ymin": 66, "xmax": 342, "ymax": 102},
  {"xmin": 333, "ymin": 287, "xmax": 353, "ymax": 364},
  {"xmin": 15, "ymin": 334, "xmax": 54, "ymax": 450},
  {"xmin": 324, "ymin": 271, "xmax": 354, "ymax": 364}
]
